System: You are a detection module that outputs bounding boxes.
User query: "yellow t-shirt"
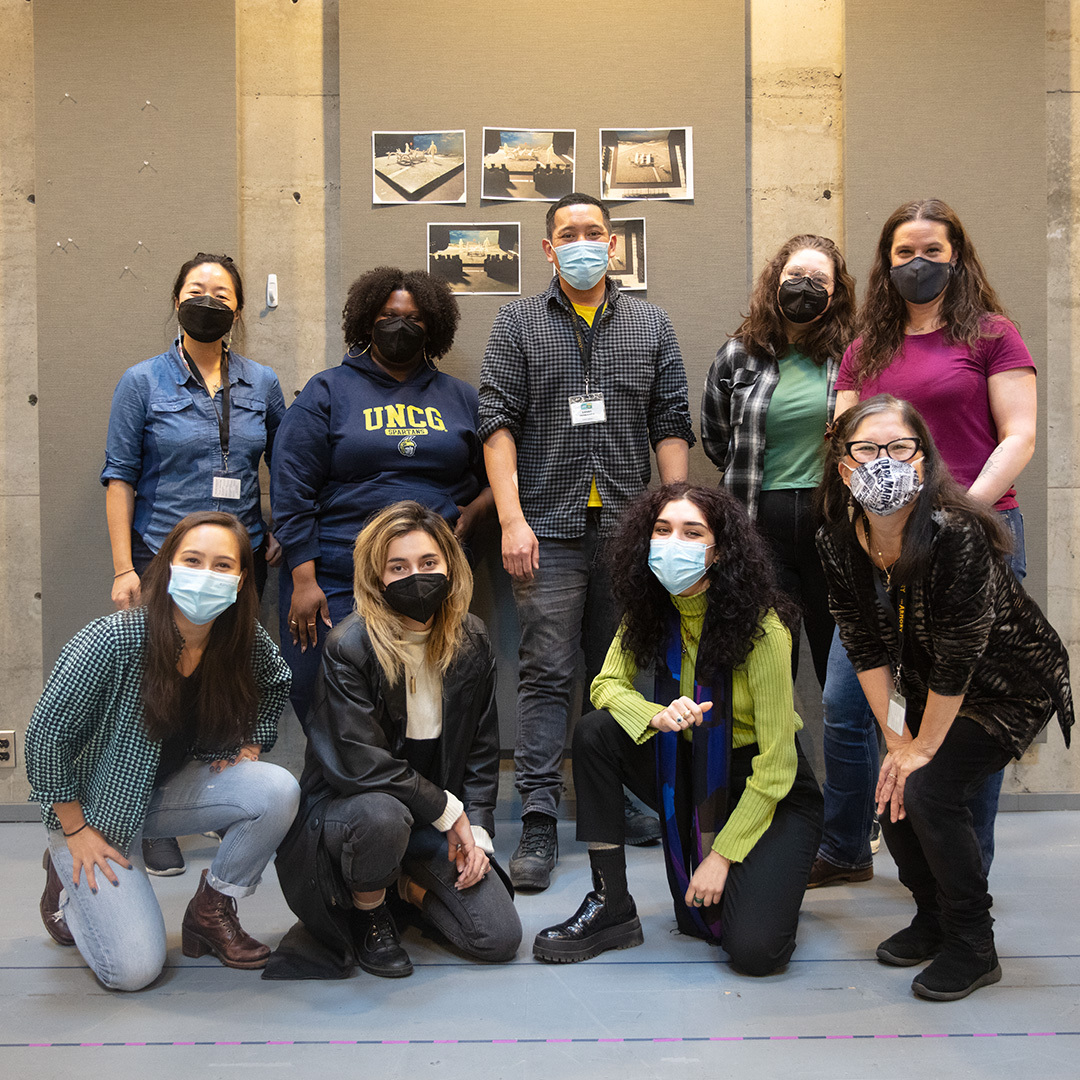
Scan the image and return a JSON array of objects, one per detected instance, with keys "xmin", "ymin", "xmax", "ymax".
[{"xmin": 571, "ymin": 301, "xmax": 603, "ymax": 508}]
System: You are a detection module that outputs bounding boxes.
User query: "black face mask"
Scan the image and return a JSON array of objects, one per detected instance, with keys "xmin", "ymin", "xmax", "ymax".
[
  {"xmin": 372, "ymin": 316, "xmax": 426, "ymax": 366},
  {"xmin": 778, "ymin": 277, "xmax": 830, "ymax": 324},
  {"xmin": 889, "ymin": 256, "xmax": 952, "ymax": 305},
  {"xmin": 383, "ymin": 573, "xmax": 450, "ymax": 624},
  {"xmin": 177, "ymin": 295, "xmax": 235, "ymax": 343}
]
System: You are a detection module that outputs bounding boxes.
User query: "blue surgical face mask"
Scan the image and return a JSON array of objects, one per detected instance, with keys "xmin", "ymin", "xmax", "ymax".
[
  {"xmin": 553, "ymin": 239, "xmax": 610, "ymax": 291},
  {"xmin": 648, "ymin": 537, "xmax": 714, "ymax": 595},
  {"xmin": 168, "ymin": 565, "xmax": 241, "ymax": 625}
]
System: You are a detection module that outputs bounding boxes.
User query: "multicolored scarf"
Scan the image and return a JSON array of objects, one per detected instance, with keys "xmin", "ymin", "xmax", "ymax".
[{"xmin": 653, "ymin": 613, "xmax": 733, "ymax": 943}]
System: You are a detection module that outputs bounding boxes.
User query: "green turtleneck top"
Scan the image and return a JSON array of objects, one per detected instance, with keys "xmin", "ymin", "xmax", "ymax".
[{"xmin": 590, "ymin": 591, "xmax": 801, "ymax": 863}]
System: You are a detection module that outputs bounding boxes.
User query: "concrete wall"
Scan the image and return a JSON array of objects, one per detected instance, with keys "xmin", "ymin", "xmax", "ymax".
[{"xmin": 1, "ymin": 0, "xmax": 1077, "ymax": 809}]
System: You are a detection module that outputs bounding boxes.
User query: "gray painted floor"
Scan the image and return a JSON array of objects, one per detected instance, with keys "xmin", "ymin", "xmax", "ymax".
[{"xmin": 2, "ymin": 812, "xmax": 1078, "ymax": 1079}]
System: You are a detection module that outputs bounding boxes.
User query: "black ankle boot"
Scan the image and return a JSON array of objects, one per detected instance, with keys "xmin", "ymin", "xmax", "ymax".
[
  {"xmin": 876, "ymin": 909, "xmax": 944, "ymax": 967},
  {"xmin": 353, "ymin": 901, "xmax": 413, "ymax": 978},
  {"xmin": 533, "ymin": 858, "xmax": 643, "ymax": 963},
  {"xmin": 911, "ymin": 939, "xmax": 1001, "ymax": 1000}
]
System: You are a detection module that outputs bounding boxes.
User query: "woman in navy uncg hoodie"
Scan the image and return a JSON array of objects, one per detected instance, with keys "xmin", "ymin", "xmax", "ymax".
[{"xmin": 271, "ymin": 267, "xmax": 491, "ymax": 725}]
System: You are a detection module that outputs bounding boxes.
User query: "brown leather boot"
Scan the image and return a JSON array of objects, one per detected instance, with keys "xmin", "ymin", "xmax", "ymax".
[
  {"xmin": 181, "ymin": 869, "xmax": 269, "ymax": 969},
  {"xmin": 40, "ymin": 850, "xmax": 75, "ymax": 947}
]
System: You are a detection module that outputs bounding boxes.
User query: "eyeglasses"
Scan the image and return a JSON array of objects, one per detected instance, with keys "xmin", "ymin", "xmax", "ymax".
[
  {"xmin": 783, "ymin": 268, "xmax": 833, "ymax": 289},
  {"xmin": 844, "ymin": 438, "xmax": 922, "ymax": 463}
]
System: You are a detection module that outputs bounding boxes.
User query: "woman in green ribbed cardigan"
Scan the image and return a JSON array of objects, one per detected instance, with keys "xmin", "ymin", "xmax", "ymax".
[{"xmin": 533, "ymin": 483, "xmax": 823, "ymax": 975}]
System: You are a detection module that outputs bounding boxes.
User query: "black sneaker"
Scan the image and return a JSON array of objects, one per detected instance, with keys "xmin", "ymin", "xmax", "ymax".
[
  {"xmin": 510, "ymin": 812, "xmax": 558, "ymax": 891},
  {"xmin": 911, "ymin": 942, "xmax": 1001, "ymax": 1000},
  {"xmin": 623, "ymin": 794, "xmax": 661, "ymax": 846},
  {"xmin": 142, "ymin": 837, "xmax": 186, "ymax": 876},
  {"xmin": 876, "ymin": 912, "xmax": 943, "ymax": 967},
  {"xmin": 534, "ymin": 889, "xmax": 643, "ymax": 963},
  {"xmin": 354, "ymin": 902, "xmax": 413, "ymax": 978}
]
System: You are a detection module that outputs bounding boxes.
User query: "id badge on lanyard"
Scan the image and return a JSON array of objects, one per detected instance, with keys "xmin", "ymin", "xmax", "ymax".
[
  {"xmin": 183, "ymin": 341, "xmax": 241, "ymax": 501},
  {"xmin": 569, "ymin": 392, "xmax": 606, "ymax": 425},
  {"xmin": 568, "ymin": 299, "xmax": 607, "ymax": 426},
  {"xmin": 874, "ymin": 575, "xmax": 908, "ymax": 736}
]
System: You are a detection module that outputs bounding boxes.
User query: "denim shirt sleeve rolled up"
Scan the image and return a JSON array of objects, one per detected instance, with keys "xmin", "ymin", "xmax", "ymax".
[{"xmin": 101, "ymin": 343, "xmax": 285, "ymax": 553}]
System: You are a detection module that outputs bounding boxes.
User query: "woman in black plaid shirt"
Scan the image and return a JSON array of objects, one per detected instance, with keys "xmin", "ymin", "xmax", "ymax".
[{"xmin": 702, "ymin": 235, "xmax": 855, "ymax": 688}]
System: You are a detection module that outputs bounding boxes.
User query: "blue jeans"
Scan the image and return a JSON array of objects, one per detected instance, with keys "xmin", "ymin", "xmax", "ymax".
[
  {"xmin": 277, "ymin": 546, "xmax": 356, "ymax": 728},
  {"xmin": 817, "ymin": 509, "xmax": 1024, "ymax": 873},
  {"xmin": 511, "ymin": 510, "xmax": 616, "ymax": 819},
  {"xmin": 48, "ymin": 759, "xmax": 300, "ymax": 991}
]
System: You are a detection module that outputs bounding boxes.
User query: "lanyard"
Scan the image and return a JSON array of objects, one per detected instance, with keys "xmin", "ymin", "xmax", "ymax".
[
  {"xmin": 569, "ymin": 299, "xmax": 606, "ymax": 394},
  {"xmin": 182, "ymin": 341, "xmax": 231, "ymax": 471},
  {"xmin": 872, "ymin": 570, "xmax": 907, "ymax": 690}
]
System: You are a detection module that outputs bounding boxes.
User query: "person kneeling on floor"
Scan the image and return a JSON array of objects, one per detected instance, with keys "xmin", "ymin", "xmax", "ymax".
[
  {"xmin": 27, "ymin": 512, "xmax": 299, "ymax": 991},
  {"xmin": 534, "ymin": 484, "xmax": 823, "ymax": 976},
  {"xmin": 266, "ymin": 501, "xmax": 521, "ymax": 980}
]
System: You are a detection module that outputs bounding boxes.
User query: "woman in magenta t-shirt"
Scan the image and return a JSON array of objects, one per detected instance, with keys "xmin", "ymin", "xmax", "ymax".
[{"xmin": 810, "ymin": 198, "xmax": 1035, "ymax": 890}]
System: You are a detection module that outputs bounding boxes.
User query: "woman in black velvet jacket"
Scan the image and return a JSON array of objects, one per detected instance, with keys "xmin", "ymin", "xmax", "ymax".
[
  {"xmin": 266, "ymin": 501, "xmax": 520, "ymax": 981},
  {"xmin": 816, "ymin": 395, "xmax": 1072, "ymax": 1002}
]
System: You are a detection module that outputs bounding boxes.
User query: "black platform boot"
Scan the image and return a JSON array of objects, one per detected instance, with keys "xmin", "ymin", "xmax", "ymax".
[{"xmin": 533, "ymin": 847, "xmax": 643, "ymax": 963}]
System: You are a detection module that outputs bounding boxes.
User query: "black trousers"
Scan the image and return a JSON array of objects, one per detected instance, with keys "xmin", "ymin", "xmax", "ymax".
[
  {"xmin": 572, "ymin": 709, "xmax": 824, "ymax": 976},
  {"xmin": 756, "ymin": 488, "xmax": 834, "ymax": 688},
  {"xmin": 879, "ymin": 716, "xmax": 1012, "ymax": 951}
]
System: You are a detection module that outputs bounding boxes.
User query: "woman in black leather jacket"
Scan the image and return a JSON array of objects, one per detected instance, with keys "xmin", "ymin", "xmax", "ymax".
[{"xmin": 266, "ymin": 501, "xmax": 520, "ymax": 981}]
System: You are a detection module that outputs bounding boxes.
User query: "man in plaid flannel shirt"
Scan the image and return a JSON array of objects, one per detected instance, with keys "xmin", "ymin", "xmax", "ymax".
[{"xmin": 479, "ymin": 193, "xmax": 694, "ymax": 890}]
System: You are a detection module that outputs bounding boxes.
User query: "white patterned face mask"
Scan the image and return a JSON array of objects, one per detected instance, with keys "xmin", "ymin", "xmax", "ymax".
[{"xmin": 847, "ymin": 456, "xmax": 923, "ymax": 516}]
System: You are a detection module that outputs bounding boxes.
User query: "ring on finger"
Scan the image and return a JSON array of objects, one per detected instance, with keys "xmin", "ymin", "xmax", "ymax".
[{"xmin": 692, "ymin": 895, "xmax": 704, "ymax": 906}]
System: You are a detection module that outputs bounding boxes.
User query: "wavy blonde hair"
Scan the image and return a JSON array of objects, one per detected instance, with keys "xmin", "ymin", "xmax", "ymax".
[{"xmin": 353, "ymin": 501, "xmax": 473, "ymax": 684}]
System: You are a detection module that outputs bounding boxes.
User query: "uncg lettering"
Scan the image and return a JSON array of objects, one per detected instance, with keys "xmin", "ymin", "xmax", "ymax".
[{"xmin": 365, "ymin": 405, "xmax": 446, "ymax": 432}]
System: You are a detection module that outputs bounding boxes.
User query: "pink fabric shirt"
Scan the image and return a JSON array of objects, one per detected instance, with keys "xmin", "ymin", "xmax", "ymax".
[{"xmin": 835, "ymin": 318, "xmax": 1035, "ymax": 511}]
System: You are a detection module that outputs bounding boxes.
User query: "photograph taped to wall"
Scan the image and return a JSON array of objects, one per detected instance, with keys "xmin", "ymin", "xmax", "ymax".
[
  {"xmin": 600, "ymin": 127, "xmax": 693, "ymax": 201},
  {"xmin": 372, "ymin": 130, "xmax": 466, "ymax": 204},
  {"xmin": 428, "ymin": 223, "xmax": 520, "ymax": 295},
  {"xmin": 481, "ymin": 128, "xmax": 575, "ymax": 201},
  {"xmin": 608, "ymin": 218, "xmax": 646, "ymax": 290}
]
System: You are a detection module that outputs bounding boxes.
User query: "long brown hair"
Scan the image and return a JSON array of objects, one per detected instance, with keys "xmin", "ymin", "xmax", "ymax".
[
  {"xmin": 732, "ymin": 234, "xmax": 855, "ymax": 366},
  {"xmin": 352, "ymin": 501, "xmax": 473, "ymax": 684},
  {"xmin": 817, "ymin": 395, "xmax": 1011, "ymax": 583},
  {"xmin": 140, "ymin": 512, "xmax": 260, "ymax": 747},
  {"xmin": 849, "ymin": 199, "xmax": 1011, "ymax": 387}
]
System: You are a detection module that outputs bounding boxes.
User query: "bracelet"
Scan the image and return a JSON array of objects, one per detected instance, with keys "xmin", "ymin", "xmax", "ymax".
[
  {"xmin": 113, "ymin": 568, "xmax": 135, "ymax": 579},
  {"xmin": 63, "ymin": 822, "xmax": 89, "ymax": 837}
]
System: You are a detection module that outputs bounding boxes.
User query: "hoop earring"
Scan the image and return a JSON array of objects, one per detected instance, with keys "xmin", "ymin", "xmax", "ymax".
[
  {"xmin": 347, "ymin": 341, "xmax": 371, "ymax": 359},
  {"xmin": 423, "ymin": 349, "xmax": 438, "ymax": 372}
]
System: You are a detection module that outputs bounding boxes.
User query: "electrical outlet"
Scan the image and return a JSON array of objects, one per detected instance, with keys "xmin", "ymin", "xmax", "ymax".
[{"xmin": 0, "ymin": 731, "xmax": 15, "ymax": 768}]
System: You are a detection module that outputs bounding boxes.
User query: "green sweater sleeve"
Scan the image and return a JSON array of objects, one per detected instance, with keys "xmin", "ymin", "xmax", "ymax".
[
  {"xmin": 590, "ymin": 624, "xmax": 664, "ymax": 744},
  {"xmin": 712, "ymin": 612, "xmax": 799, "ymax": 863}
]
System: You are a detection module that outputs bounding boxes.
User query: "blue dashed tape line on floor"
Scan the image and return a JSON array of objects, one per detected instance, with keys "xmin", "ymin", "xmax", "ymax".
[{"xmin": 4, "ymin": 1032, "xmax": 1079, "ymax": 1048}]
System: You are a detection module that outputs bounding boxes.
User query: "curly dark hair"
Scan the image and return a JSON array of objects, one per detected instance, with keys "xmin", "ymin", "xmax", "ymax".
[
  {"xmin": 341, "ymin": 267, "xmax": 460, "ymax": 359},
  {"xmin": 733, "ymin": 234, "xmax": 856, "ymax": 367},
  {"xmin": 817, "ymin": 395, "xmax": 1011, "ymax": 583},
  {"xmin": 607, "ymin": 483, "xmax": 799, "ymax": 682},
  {"xmin": 848, "ymin": 199, "xmax": 1011, "ymax": 387}
]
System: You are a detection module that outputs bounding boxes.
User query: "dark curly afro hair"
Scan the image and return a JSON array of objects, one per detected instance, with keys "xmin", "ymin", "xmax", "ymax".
[
  {"xmin": 606, "ymin": 483, "xmax": 798, "ymax": 681},
  {"xmin": 342, "ymin": 267, "xmax": 460, "ymax": 360}
]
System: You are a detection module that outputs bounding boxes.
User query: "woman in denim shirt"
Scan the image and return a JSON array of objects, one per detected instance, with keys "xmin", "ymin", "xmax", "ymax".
[
  {"xmin": 102, "ymin": 254, "xmax": 286, "ymax": 876},
  {"xmin": 102, "ymin": 253, "xmax": 286, "ymax": 609}
]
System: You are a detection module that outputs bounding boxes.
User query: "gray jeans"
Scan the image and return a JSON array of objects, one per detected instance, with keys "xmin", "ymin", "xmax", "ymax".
[
  {"xmin": 322, "ymin": 791, "xmax": 521, "ymax": 963},
  {"xmin": 510, "ymin": 509, "xmax": 617, "ymax": 818}
]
